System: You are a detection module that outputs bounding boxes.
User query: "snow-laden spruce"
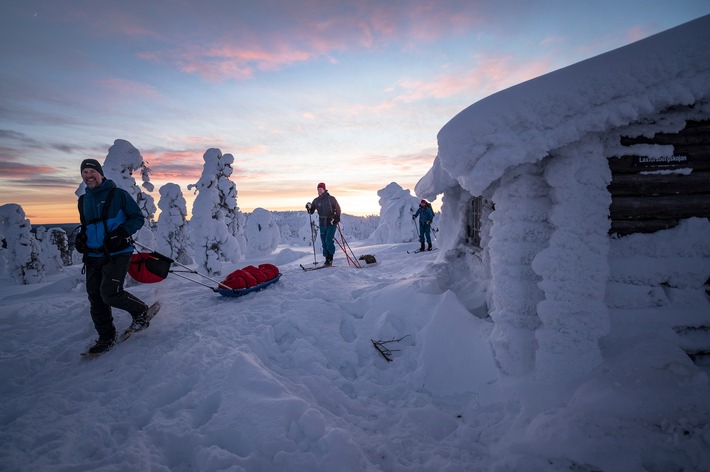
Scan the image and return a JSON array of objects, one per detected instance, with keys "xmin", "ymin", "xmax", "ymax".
[
  {"xmin": 370, "ymin": 182, "xmax": 420, "ymax": 244},
  {"xmin": 34, "ymin": 226, "xmax": 69, "ymax": 275},
  {"xmin": 245, "ymin": 208, "xmax": 280, "ymax": 256},
  {"xmin": 155, "ymin": 182, "xmax": 193, "ymax": 265},
  {"xmin": 188, "ymin": 148, "xmax": 245, "ymax": 275},
  {"xmin": 0, "ymin": 203, "xmax": 45, "ymax": 284},
  {"xmin": 102, "ymin": 139, "xmax": 157, "ymax": 249}
]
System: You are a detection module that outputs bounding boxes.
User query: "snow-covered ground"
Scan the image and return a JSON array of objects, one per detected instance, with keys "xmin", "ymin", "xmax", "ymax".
[
  {"xmin": 1, "ymin": 240, "xmax": 708, "ymax": 472},
  {"xmin": 2, "ymin": 15, "xmax": 710, "ymax": 472}
]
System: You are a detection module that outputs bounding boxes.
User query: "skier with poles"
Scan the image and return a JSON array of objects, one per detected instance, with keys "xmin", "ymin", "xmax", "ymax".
[
  {"xmin": 306, "ymin": 182, "xmax": 341, "ymax": 267},
  {"xmin": 412, "ymin": 199, "xmax": 434, "ymax": 252}
]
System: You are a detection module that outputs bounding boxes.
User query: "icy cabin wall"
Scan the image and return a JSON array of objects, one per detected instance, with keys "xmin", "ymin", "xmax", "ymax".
[
  {"xmin": 478, "ymin": 137, "xmax": 613, "ymax": 382},
  {"xmin": 468, "ymin": 114, "xmax": 710, "ymax": 380}
]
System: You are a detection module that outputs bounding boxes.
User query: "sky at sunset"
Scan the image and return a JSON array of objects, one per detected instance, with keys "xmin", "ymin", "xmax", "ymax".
[{"xmin": 2, "ymin": 0, "xmax": 710, "ymax": 225}]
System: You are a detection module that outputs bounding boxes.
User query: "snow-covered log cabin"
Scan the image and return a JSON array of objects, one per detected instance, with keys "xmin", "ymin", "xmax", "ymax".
[{"xmin": 416, "ymin": 15, "xmax": 710, "ymax": 383}]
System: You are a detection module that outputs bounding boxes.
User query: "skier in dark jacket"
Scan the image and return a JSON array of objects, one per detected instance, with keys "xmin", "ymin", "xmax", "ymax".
[
  {"xmin": 306, "ymin": 182, "xmax": 341, "ymax": 266},
  {"xmin": 76, "ymin": 159, "xmax": 150, "ymax": 354},
  {"xmin": 412, "ymin": 199, "xmax": 434, "ymax": 251}
]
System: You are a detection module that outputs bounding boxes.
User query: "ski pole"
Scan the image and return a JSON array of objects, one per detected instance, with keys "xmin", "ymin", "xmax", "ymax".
[
  {"xmin": 307, "ymin": 209, "xmax": 318, "ymax": 266},
  {"xmin": 335, "ymin": 223, "xmax": 361, "ymax": 268}
]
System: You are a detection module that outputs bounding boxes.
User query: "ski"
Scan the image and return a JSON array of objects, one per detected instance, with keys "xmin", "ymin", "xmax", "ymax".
[
  {"xmin": 407, "ymin": 248, "xmax": 438, "ymax": 254},
  {"xmin": 300, "ymin": 264, "xmax": 335, "ymax": 271},
  {"xmin": 81, "ymin": 301, "xmax": 161, "ymax": 357}
]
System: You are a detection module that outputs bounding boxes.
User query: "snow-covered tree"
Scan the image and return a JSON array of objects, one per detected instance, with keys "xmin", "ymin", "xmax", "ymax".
[
  {"xmin": 188, "ymin": 148, "xmax": 244, "ymax": 275},
  {"xmin": 245, "ymin": 208, "xmax": 280, "ymax": 256},
  {"xmin": 155, "ymin": 183, "xmax": 193, "ymax": 265},
  {"xmin": 340, "ymin": 214, "xmax": 380, "ymax": 241},
  {"xmin": 370, "ymin": 182, "xmax": 420, "ymax": 243},
  {"xmin": 34, "ymin": 226, "xmax": 66, "ymax": 274},
  {"xmin": 267, "ymin": 211, "xmax": 380, "ymax": 247},
  {"xmin": 0, "ymin": 204, "xmax": 45, "ymax": 284},
  {"xmin": 81, "ymin": 139, "xmax": 157, "ymax": 248},
  {"xmin": 49, "ymin": 228, "xmax": 72, "ymax": 266}
]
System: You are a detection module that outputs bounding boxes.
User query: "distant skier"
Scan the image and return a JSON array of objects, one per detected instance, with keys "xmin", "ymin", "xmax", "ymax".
[
  {"xmin": 412, "ymin": 199, "xmax": 434, "ymax": 251},
  {"xmin": 306, "ymin": 182, "xmax": 341, "ymax": 266}
]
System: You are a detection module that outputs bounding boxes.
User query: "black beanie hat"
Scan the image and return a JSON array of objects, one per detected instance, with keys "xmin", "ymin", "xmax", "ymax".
[{"xmin": 80, "ymin": 159, "xmax": 104, "ymax": 176}]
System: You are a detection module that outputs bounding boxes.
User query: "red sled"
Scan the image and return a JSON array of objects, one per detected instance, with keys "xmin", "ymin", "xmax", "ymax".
[{"xmin": 128, "ymin": 241, "xmax": 281, "ymax": 297}]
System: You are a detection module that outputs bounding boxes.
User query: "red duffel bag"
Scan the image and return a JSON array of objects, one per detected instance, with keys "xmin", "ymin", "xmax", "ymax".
[
  {"xmin": 222, "ymin": 269, "xmax": 257, "ymax": 289},
  {"xmin": 243, "ymin": 265, "xmax": 268, "ymax": 284},
  {"xmin": 258, "ymin": 263, "xmax": 279, "ymax": 280}
]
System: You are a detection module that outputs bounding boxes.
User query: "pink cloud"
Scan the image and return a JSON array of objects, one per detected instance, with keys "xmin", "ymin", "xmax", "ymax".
[
  {"xmin": 142, "ymin": 144, "xmax": 270, "ymax": 181},
  {"xmin": 67, "ymin": 1, "xmax": 494, "ymax": 82},
  {"xmin": 626, "ymin": 24, "xmax": 656, "ymax": 42},
  {"xmin": 386, "ymin": 54, "xmax": 551, "ymax": 104},
  {"xmin": 0, "ymin": 156, "xmax": 57, "ymax": 178},
  {"xmin": 94, "ymin": 78, "xmax": 160, "ymax": 101}
]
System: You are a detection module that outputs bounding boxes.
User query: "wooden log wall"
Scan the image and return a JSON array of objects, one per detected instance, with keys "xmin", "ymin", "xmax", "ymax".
[{"xmin": 608, "ymin": 120, "xmax": 710, "ymax": 236}]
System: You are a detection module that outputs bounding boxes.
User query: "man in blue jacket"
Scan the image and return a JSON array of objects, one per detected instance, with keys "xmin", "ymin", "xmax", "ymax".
[
  {"xmin": 412, "ymin": 199, "xmax": 434, "ymax": 251},
  {"xmin": 306, "ymin": 182, "xmax": 341, "ymax": 266},
  {"xmin": 76, "ymin": 159, "xmax": 150, "ymax": 354}
]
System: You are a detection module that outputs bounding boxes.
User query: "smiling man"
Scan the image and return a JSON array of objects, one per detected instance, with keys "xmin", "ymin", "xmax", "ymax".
[{"xmin": 76, "ymin": 158, "xmax": 150, "ymax": 354}]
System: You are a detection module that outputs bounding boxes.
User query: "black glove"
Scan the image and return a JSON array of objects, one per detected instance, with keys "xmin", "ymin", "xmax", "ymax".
[
  {"xmin": 104, "ymin": 226, "xmax": 131, "ymax": 252},
  {"xmin": 332, "ymin": 216, "xmax": 340, "ymax": 225},
  {"xmin": 412, "ymin": 215, "xmax": 416, "ymax": 220},
  {"xmin": 74, "ymin": 230, "xmax": 88, "ymax": 254},
  {"xmin": 305, "ymin": 202, "xmax": 312, "ymax": 212}
]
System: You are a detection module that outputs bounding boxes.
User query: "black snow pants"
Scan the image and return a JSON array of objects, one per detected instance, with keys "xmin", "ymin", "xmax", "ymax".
[{"xmin": 84, "ymin": 253, "xmax": 148, "ymax": 340}]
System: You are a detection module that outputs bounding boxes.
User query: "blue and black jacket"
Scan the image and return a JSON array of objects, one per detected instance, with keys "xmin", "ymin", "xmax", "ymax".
[
  {"xmin": 413, "ymin": 204, "xmax": 434, "ymax": 225},
  {"xmin": 80, "ymin": 179, "xmax": 144, "ymax": 257}
]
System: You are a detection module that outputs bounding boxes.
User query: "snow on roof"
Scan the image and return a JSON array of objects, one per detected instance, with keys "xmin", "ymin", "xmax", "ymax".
[{"xmin": 416, "ymin": 14, "xmax": 710, "ymax": 200}]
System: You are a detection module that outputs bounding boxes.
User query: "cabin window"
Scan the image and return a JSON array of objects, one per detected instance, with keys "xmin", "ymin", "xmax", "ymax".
[{"xmin": 467, "ymin": 196, "xmax": 492, "ymax": 248}]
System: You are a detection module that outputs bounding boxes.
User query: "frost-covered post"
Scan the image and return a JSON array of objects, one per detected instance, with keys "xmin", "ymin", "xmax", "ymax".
[
  {"xmin": 531, "ymin": 138, "xmax": 611, "ymax": 384},
  {"xmin": 155, "ymin": 183, "xmax": 193, "ymax": 265},
  {"xmin": 245, "ymin": 208, "xmax": 280, "ymax": 256},
  {"xmin": 100, "ymin": 139, "xmax": 157, "ymax": 247},
  {"xmin": 370, "ymin": 182, "xmax": 420, "ymax": 243},
  {"xmin": 488, "ymin": 164, "xmax": 551, "ymax": 375},
  {"xmin": 188, "ymin": 148, "xmax": 244, "ymax": 275},
  {"xmin": 0, "ymin": 203, "xmax": 45, "ymax": 284}
]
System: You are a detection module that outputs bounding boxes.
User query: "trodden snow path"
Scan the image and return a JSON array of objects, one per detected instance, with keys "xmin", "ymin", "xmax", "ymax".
[
  {"xmin": 2, "ymin": 241, "xmax": 708, "ymax": 471},
  {"xmin": 2, "ymin": 244, "xmax": 500, "ymax": 471}
]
